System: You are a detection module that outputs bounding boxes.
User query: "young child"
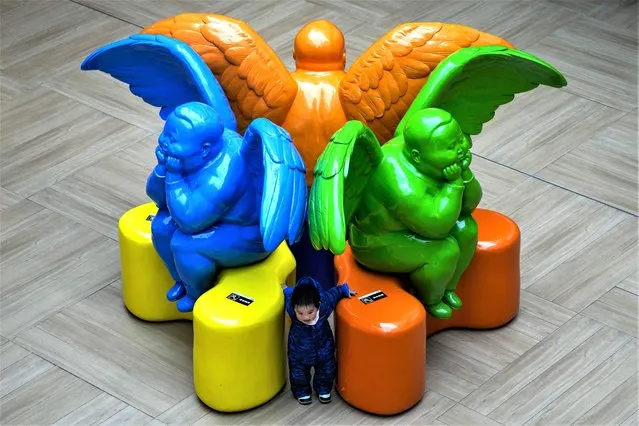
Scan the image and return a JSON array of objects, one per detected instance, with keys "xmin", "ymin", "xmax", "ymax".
[{"xmin": 284, "ymin": 276, "xmax": 356, "ymax": 404}]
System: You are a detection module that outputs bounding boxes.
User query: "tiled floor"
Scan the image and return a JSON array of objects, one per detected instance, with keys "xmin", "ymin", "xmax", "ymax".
[{"xmin": 1, "ymin": 0, "xmax": 637, "ymax": 424}]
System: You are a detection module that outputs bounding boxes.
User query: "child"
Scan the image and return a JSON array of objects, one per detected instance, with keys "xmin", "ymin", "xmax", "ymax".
[{"xmin": 284, "ymin": 276, "xmax": 356, "ymax": 404}]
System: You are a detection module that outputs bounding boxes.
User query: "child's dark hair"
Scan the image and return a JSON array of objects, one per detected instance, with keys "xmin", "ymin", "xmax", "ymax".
[{"xmin": 291, "ymin": 277, "xmax": 320, "ymax": 308}]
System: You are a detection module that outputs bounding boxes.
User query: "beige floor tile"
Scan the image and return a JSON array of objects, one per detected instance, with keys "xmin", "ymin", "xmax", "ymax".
[
  {"xmin": 424, "ymin": 340, "xmax": 500, "ymax": 402},
  {"xmin": 0, "ymin": 341, "xmax": 53, "ymax": 398},
  {"xmin": 53, "ymin": 394, "xmax": 150, "ymax": 426},
  {"xmin": 1, "ymin": 1, "xmax": 139, "ymax": 84},
  {"xmin": 527, "ymin": 215, "xmax": 637, "ymax": 311},
  {"xmin": 487, "ymin": 177, "xmax": 631, "ymax": 290},
  {"xmin": 488, "ymin": 325, "xmax": 633, "ymax": 424},
  {"xmin": 507, "ymin": 290, "xmax": 576, "ymax": 341},
  {"xmin": 449, "ymin": 0, "xmax": 578, "ymax": 48},
  {"xmin": 30, "ymin": 141, "xmax": 157, "ymax": 240},
  {"xmin": 525, "ymin": 339, "xmax": 638, "ymax": 425},
  {"xmin": 621, "ymin": 410, "xmax": 639, "ymax": 425},
  {"xmin": 548, "ymin": 0, "xmax": 638, "ymax": 31},
  {"xmin": 618, "ymin": 271, "xmax": 638, "ymax": 296},
  {"xmin": 473, "ymin": 87, "xmax": 625, "ymax": 174},
  {"xmin": 438, "ymin": 403, "xmax": 501, "ymax": 425},
  {"xmin": 582, "ymin": 287, "xmax": 639, "ymax": 337},
  {"xmin": 15, "ymin": 283, "xmax": 194, "ymax": 417},
  {"xmin": 466, "ymin": 156, "xmax": 528, "ymax": 210},
  {"xmin": 0, "ymin": 86, "xmax": 150, "ymax": 197},
  {"xmin": 537, "ymin": 110, "xmax": 638, "ymax": 214},
  {"xmin": 461, "ymin": 314, "xmax": 605, "ymax": 415},
  {"xmin": 0, "ymin": 355, "xmax": 104, "ymax": 425},
  {"xmin": 0, "ymin": 208, "xmax": 120, "ymax": 337},
  {"xmin": 98, "ymin": 405, "xmax": 155, "ymax": 425},
  {"xmin": 575, "ymin": 372, "xmax": 639, "ymax": 425},
  {"xmin": 0, "ymin": 197, "xmax": 44, "ymax": 239},
  {"xmin": 0, "ymin": 187, "xmax": 24, "ymax": 210},
  {"xmin": 0, "ymin": 71, "xmax": 33, "ymax": 102},
  {"xmin": 429, "ymin": 325, "xmax": 538, "ymax": 372},
  {"xmin": 74, "ymin": 0, "xmax": 276, "ymax": 28},
  {"xmin": 156, "ymin": 394, "xmax": 211, "ymax": 426},
  {"xmin": 525, "ymin": 14, "xmax": 637, "ymax": 111}
]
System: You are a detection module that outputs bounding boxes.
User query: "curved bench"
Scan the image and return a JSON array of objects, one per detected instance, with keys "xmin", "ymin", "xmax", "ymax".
[
  {"xmin": 334, "ymin": 208, "xmax": 521, "ymax": 415},
  {"xmin": 118, "ymin": 202, "xmax": 296, "ymax": 412},
  {"xmin": 119, "ymin": 202, "xmax": 192, "ymax": 321}
]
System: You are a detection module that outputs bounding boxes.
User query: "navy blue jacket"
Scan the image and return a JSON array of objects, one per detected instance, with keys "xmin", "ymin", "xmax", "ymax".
[{"xmin": 284, "ymin": 279, "xmax": 351, "ymax": 365}]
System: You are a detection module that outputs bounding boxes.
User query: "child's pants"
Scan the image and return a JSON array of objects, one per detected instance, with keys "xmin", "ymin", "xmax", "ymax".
[{"xmin": 289, "ymin": 355, "xmax": 337, "ymax": 398}]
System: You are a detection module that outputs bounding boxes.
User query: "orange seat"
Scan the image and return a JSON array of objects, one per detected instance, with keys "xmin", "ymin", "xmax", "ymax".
[
  {"xmin": 334, "ymin": 208, "xmax": 521, "ymax": 415},
  {"xmin": 427, "ymin": 208, "xmax": 521, "ymax": 335},
  {"xmin": 334, "ymin": 252, "xmax": 427, "ymax": 415}
]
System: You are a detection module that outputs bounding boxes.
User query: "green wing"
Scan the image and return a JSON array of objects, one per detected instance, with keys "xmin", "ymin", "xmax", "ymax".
[
  {"xmin": 308, "ymin": 121, "xmax": 383, "ymax": 255},
  {"xmin": 395, "ymin": 45, "xmax": 567, "ymax": 137}
]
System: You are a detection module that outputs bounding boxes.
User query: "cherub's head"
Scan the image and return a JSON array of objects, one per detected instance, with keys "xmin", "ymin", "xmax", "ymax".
[
  {"xmin": 291, "ymin": 277, "xmax": 321, "ymax": 325},
  {"xmin": 403, "ymin": 108, "xmax": 466, "ymax": 178},
  {"xmin": 293, "ymin": 19, "xmax": 346, "ymax": 71},
  {"xmin": 162, "ymin": 102, "xmax": 224, "ymax": 173}
]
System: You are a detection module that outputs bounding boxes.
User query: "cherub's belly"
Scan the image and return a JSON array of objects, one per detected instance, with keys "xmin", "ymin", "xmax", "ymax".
[{"xmin": 282, "ymin": 74, "xmax": 347, "ymax": 186}]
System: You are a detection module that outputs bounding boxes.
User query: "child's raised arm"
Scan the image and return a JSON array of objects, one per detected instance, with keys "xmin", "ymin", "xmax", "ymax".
[{"xmin": 323, "ymin": 283, "xmax": 357, "ymax": 313}]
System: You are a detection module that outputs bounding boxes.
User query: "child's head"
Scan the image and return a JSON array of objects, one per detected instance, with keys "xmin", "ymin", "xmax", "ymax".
[{"xmin": 291, "ymin": 277, "xmax": 321, "ymax": 324}]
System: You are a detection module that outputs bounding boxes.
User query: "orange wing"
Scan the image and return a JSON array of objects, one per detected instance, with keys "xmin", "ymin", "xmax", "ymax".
[
  {"xmin": 141, "ymin": 13, "xmax": 298, "ymax": 132},
  {"xmin": 339, "ymin": 23, "xmax": 514, "ymax": 142}
]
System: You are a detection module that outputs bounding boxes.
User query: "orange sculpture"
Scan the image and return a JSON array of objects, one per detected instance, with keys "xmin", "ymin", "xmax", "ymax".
[
  {"xmin": 141, "ymin": 15, "xmax": 513, "ymax": 185},
  {"xmin": 333, "ymin": 208, "xmax": 521, "ymax": 414}
]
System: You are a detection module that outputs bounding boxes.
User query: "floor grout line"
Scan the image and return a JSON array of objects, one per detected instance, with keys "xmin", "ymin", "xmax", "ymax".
[
  {"xmin": 68, "ymin": 0, "xmax": 143, "ymax": 28},
  {"xmin": 474, "ymin": 153, "xmax": 638, "ymax": 218}
]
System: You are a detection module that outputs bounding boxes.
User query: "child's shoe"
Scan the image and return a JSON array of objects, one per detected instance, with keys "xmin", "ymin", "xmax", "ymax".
[
  {"xmin": 318, "ymin": 393, "xmax": 332, "ymax": 404},
  {"xmin": 297, "ymin": 395, "xmax": 312, "ymax": 405}
]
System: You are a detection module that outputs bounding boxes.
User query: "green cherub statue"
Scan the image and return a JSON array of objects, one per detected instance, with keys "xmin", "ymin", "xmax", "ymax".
[{"xmin": 308, "ymin": 45, "xmax": 567, "ymax": 319}]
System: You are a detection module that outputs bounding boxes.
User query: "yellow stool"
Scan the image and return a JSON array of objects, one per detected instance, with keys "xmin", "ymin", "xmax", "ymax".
[
  {"xmin": 118, "ymin": 203, "xmax": 297, "ymax": 412},
  {"xmin": 193, "ymin": 247, "xmax": 295, "ymax": 412},
  {"xmin": 118, "ymin": 202, "xmax": 191, "ymax": 321}
]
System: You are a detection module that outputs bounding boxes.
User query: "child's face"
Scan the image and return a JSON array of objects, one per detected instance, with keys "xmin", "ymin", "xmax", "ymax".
[{"xmin": 294, "ymin": 304, "xmax": 318, "ymax": 324}]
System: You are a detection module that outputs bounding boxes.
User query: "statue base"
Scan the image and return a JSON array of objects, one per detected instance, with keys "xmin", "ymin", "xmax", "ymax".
[
  {"xmin": 333, "ymin": 208, "xmax": 521, "ymax": 415},
  {"xmin": 118, "ymin": 203, "xmax": 297, "ymax": 412}
]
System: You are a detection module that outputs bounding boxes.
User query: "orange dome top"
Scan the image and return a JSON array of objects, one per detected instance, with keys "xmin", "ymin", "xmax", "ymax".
[{"xmin": 293, "ymin": 20, "xmax": 346, "ymax": 71}]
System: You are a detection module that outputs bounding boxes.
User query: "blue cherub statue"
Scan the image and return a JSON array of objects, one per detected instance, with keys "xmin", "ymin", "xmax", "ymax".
[{"xmin": 81, "ymin": 35, "xmax": 308, "ymax": 312}]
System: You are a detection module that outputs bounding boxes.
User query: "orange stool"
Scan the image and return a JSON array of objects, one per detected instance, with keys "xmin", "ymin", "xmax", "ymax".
[
  {"xmin": 427, "ymin": 208, "xmax": 521, "ymax": 335},
  {"xmin": 334, "ymin": 208, "xmax": 521, "ymax": 415},
  {"xmin": 334, "ymin": 252, "xmax": 426, "ymax": 415}
]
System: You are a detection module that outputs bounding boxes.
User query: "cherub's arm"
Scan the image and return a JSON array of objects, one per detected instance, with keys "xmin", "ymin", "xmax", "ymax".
[
  {"xmin": 165, "ymin": 168, "xmax": 231, "ymax": 234},
  {"xmin": 390, "ymin": 178, "xmax": 465, "ymax": 240},
  {"xmin": 461, "ymin": 169, "xmax": 482, "ymax": 215},
  {"xmin": 146, "ymin": 164, "xmax": 167, "ymax": 208}
]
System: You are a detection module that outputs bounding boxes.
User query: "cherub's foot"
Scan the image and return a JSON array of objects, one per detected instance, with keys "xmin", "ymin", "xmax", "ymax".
[
  {"xmin": 176, "ymin": 295, "xmax": 196, "ymax": 312},
  {"xmin": 427, "ymin": 302, "xmax": 452, "ymax": 319},
  {"xmin": 167, "ymin": 282, "xmax": 186, "ymax": 302},
  {"xmin": 443, "ymin": 290, "xmax": 462, "ymax": 310}
]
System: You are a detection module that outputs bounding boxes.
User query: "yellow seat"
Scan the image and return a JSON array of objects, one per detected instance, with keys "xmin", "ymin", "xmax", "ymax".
[
  {"xmin": 118, "ymin": 203, "xmax": 297, "ymax": 412},
  {"xmin": 118, "ymin": 202, "xmax": 191, "ymax": 321},
  {"xmin": 193, "ymin": 245, "xmax": 295, "ymax": 412}
]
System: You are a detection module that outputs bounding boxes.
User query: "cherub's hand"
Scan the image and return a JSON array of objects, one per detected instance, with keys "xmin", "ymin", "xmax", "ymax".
[
  {"xmin": 443, "ymin": 163, "xmax": 462, "ymax": 181},
  {"xmin": 166, "ymin": 156, "xmax": 183, "ymax": 173},
  {"xmin": 155, "ymin": 146, "xmax": 166, "ymax": 165},
  {"xmin": 461, "ymin": 152, "xmax": 472, "ymax": 170}
]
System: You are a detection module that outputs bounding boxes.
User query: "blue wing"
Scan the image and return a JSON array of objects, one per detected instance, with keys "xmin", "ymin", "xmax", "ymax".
[
  {"xmin": 241, "ymin": 118, "xmax": 307, "ymax": 252},
  {"xmin": 80, "ymin": 33, "xmax": 236, "ymax": 131}
]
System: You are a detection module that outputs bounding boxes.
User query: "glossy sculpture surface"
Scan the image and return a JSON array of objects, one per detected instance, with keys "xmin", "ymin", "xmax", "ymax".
[
  {"xmin": 308, "ymin": 46, "xmax": 567, "ymax": 319},
  {"xmin": 140, "ymin": 14, "xmax": 514, "ymax": 186},
  {"xmin": 82, "ymin": 34, "xmax": 307, "ymax": 312}
]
